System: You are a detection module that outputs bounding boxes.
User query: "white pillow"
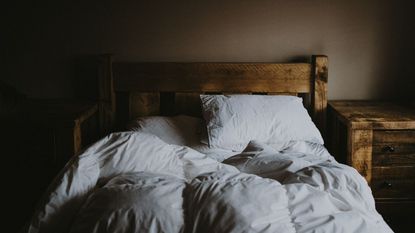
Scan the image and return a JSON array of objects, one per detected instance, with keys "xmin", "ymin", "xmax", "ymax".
[{"xmin": 200, "ymin": 95, "xmax": 323, "ymax": 151}]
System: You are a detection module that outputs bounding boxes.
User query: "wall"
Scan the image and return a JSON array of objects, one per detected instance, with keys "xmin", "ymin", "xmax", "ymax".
[{"xmin": 2, "ymin": 0, "xmax": 414, "ymax": 100}]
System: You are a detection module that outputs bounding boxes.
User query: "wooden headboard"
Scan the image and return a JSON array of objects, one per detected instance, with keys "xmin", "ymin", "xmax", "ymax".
[{"xmin": 97, "ymin": 55, "xmax": 328, "ymax": 138}]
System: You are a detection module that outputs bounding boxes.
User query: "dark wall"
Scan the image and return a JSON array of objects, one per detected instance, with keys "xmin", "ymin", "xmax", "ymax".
[{"xmin": 2, "ymin": 0, "xmax": 414, "ymax": 100}]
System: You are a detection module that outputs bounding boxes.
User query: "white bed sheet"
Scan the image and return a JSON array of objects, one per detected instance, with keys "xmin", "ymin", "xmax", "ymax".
[
  {"xmin": 25, "ymin": 132, "xmax": 393, "ymax": 233},
  {"xmin": 128, "ymin": 115, "xmax": 238, "ymax": 161},
  {"xmin": 127, "ymin": 115, "xmax": 332, "ymax": 162}
]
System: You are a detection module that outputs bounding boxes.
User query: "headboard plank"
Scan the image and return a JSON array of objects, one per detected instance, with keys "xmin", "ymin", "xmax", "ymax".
[
  {"xmin": 175, "ymin": 92, "xmax": 202, "ymax": 117},
  {"xmin": 312, "ymin": 55, "xmax": 329, "ymax": 138},
  {"xmin": 97, "ymin": 54, "xmax": 115, "ymax": 135},
  {"xmin": 268, "ymin": 92, "xmax": 298, "ymax": 96},
  {"xmin": 160, "ymin": 92, "xmax": 176, "ymax": 116},
  {"xmin": 98, "ymin": 55, "xmax": 328, "ymax": 138},
  {"xmin": 113, "ymin": 63, "xmax": 312, "ymax": 93},
  {"xmin": 130, "ymin": 92, "xmax": 160, "ymax": 117}
]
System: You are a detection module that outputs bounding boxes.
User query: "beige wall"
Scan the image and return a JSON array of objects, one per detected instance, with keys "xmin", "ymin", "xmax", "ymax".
[{"xmin": 3, "ymin": 0, "xmax": 414, "ymax": 100}]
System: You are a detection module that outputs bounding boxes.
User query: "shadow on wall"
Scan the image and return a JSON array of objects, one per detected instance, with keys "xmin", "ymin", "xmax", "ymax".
[
  {"xmin": 374, "ymin": 1, "xmax": 415, "ymax": 101},
  {"xmin": 396, "ymin": 1, "xmax": 415, "ymax": 101},
  {"xmin": 2, "ymin": 0, "xmax": 414, "ymax": 100}
]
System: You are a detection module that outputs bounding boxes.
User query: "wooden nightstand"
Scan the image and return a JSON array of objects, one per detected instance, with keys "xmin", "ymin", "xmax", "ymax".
[
  {"xmin": 3, "ymin": 98, "xmax": 101, "ymax": 229},
  {"xmin": 327, "ymin": 100, "xmax": 415, "ymax": 232},
  {"xmin": 4, "ymin": 99, "xmax": 100, "ymax": 231},
  {"xmin": 15, "ymin": 99, "xmax": 99, "ymax": 168}
]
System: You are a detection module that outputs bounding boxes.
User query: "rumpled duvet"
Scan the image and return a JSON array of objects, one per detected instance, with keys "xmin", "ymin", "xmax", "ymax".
[{"xmin": 26, "ymin": 132, "xmax": 393, "ymax": 233}]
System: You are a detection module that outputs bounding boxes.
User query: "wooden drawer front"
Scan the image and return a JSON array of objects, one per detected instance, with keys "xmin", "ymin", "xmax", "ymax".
[
  {"xmin": 372, "ymin": 166, "xmax": 415, "ymax": 199},
  {"xmin": 373, "ymin": 130, "xmax": 415, "ymax": 166},
  {"xmin": 376, "ymin": 201, "xmax": 415, "ymax": 233},
  {"xmin": 374, "ymin": 130, "xmax": 415, "ymax": 144}
]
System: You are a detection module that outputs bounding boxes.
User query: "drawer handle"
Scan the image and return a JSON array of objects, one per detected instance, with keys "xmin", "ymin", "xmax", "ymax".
[
  {"xmin": 382, "ymin": 181, "xmax": 393, "ymax": 188},
  {"xmin": 382, "ymin": 145, "xmax": 395, "ymax": 153}
]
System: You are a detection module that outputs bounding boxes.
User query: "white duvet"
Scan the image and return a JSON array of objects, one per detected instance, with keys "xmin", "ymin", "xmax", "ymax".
[{"xmin": 26, "ymin": 132, "xmax": 392, "ymax": 233}]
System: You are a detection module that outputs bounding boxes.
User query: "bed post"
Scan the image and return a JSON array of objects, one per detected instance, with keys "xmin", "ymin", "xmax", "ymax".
[
  {"xmin": 311, "ymin": 55, "xmax": 328, "ymax": 140},
  {"xmin": 98, "ymin": 54, "xmax": 116, "ymax": 135}
]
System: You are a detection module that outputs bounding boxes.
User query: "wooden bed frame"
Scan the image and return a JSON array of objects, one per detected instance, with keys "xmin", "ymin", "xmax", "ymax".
[{"xmin": 97, "ymin": 55, "xmax": 328, "ymax": 139}]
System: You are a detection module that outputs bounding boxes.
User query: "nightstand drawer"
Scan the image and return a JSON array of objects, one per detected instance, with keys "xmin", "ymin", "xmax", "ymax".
[
  {"xmin": 372, "ymin": 166, "xmax": 415, "ymax": 199},
  {"xmin": 373, "ymin": 130, "xmax": 415, "ymax": 166},
  {"xmin": 373, "ymin": 130, "xmax": 415, "ymax": 144},
  {"xmin": 372, "ymin": 179, "xmax": 415, "ymax": 199}
]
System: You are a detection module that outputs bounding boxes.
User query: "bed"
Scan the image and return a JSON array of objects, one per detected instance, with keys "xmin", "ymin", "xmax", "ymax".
[{"xmin": 25, "ymin": 55, "xmax": 393, "ymax": 233}]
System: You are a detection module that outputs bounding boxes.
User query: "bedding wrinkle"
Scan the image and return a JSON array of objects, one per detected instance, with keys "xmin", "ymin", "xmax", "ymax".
[
  {"xmin": 225, "ymin": 141, "xmax": 393, "ymax": 233},
  {"xmin": 187, "ymin": 171, "xmax": 295, "ymax": 233},
  {"xmin": 27, "ymin": 132, "xmax": 393, "ymax": 233},
  {"xmin": 127, "ymin": 114, "xmax": 239, "ymax": 161}
]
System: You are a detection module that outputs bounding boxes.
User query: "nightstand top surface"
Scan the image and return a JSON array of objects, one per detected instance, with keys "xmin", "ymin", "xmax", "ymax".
[
  {"xmin": 329, "ymin": 100, "xmax": 415, "ymax": 129},
  {"xmin": 15, "ymin": 99, "xmax": 98, "ymax": 125}
]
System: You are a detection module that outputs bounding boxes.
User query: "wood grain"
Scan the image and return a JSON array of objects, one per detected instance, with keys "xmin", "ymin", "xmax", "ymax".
[
  {"xmin": 376, "ymin": 201, "xmax": 415, "ymax": 232},
  {"xmin": 348, "ymin": 129, "xmax": 373, "ymax": 183},
  {"xmin": 128, "ymin": 92, "xmax": 301, "ymax": 119},
  {"xmin": 372, "ymin": 166, "xmax": 415, "ymax": 179},
  {"xmin": 373, "ymin": 130, "xmax": 415, "ymax": 144},
  {"xmin": 312, "ymin": 55, "xmax": 328, "ymax": 138},
  {"xmin": 372, "ymin": 166, "xmax": 415, "ymax": 199},
  {"xmin": 373, "ymin": 144, "xmax": 415, "ymax": 166},
  {"xmin": 73, "ymin": 123, "xmax": 82, "ymax": 155},
  {"xmin": 98, "ymin": 54, "xmax": 116, "ymax": 135},
  {"xmin": 98, "ymin": 55, "xmax": 328, "ymax": 135},
  {"xmin": 328, "ymin": 101, "xmax": 415, "ymax": 212},
  {"xmin": 372, "ymin": 130, "xmax": 415, "ymax": 166},
  {"xmin": 329, "ymin": 101, "xmax": 415, "ymax": 130},
  {"xmin": 268, "ymin": 92, "xmax": 298, "ymax": 96},
  {"xmin": 372, "ymin": 178, "xmax": 415, "ymax": 199},
  {"xmin": 175, "ymin": 92, "xmax": 202, "ymax": 117},
  {"xmin": 113, "ymin": 62, "xmax": 312, "ymax": 93},
  {"xmin": 130, "ymin": 92, "xmax": 160, "ymax": 118}
]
